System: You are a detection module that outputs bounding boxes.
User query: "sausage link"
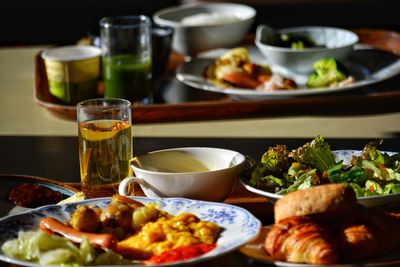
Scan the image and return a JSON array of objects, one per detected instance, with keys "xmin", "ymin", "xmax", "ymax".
[
  {"xmin": 39, "ymin": 217, "xmax": 117, "ymax": 249},
  {"xmin": 222, "ymin": 72, "xmax": 261, "ymax": 89}
]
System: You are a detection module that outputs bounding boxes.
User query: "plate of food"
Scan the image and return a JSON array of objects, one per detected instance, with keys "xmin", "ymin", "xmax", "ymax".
[
  {"xmin": 0, "ymin": 195, "xmax": 261, "ymax": 266},
  {"xmin": 240, "ymin": 184, "xmax": 400, "ymax": 266},
  {"xmin": 239, "ymin": 136, "xmax": 400, "ymax": 207},
  {"xmin": 176, "ymin": 45, "xmax": 400, "ymax": 99},
  {"xmin": 0, "ymin": 174, "xmax": 81, "ymax": 217}
]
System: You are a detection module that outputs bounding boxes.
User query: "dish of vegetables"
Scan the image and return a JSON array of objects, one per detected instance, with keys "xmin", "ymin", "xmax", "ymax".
[
  {"xmin": 176, "ymin": 45, "xmax": 400, "ymax": 100},
  {"xmin": 0, "ymin": 196, "xmax": 261, "ymax": 267},
  {"xmin": 240, "ymin": 136, "xmax": 400, "ymax": 207}
]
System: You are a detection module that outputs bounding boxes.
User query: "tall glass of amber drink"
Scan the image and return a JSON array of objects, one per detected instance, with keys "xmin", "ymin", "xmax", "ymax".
[{"xmin": 77, "ymin": 98, "xmax": 132, "ymax": 198}]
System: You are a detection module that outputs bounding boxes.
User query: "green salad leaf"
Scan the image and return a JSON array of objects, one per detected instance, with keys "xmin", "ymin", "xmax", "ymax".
[
  {"xmin": 348, "ymin": 183, "xmax": 379, "ymax": 197},
  {"xmin": 290, "ymin": 135, "xmax": 336, "ymax": 172},
  {"xmin": 260, "ymin": 144, "xmax": 292, "ymax": 175},
  {"xmin": 277, "ymin": 169, "xmax": 319, "ymax": 195},
  {"xmin": 357, "ymin": 140, "xmax": 386, "ymax": 163},
  {"xmin": 327, "ymin": 162, "xmax": 368, "ymax": 184},
  {"xmin": 365, "ymin": 180, "xmax": 384, "ymax": 195},
  {"xmin": 249, "ymin": 172, "xmax": 284, "ymax": 193},
  {"xmin": 249, "ymin": 144, "xmax": 293, "ymax": 193},
  {"xmin": 383, "ymin": 183, "xmax": 400, "ymax": 194}
]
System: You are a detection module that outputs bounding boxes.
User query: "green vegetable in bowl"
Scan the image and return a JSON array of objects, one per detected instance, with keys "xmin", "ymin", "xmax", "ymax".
[
  {"xmin": 260, "ymin": 144, "xmax": 292, "ymax": 174},
  {"xmin": 290, "ymin": 135, "xmax": 336, "ymax": 172},
  {"xmin": 276, "ymin": 33, "xmax": 318, "ymax": 49},
  {"xmin": 248, "ymin": 135, "xmax": 400, "ymax": 198},
  {"xmin": 306, "ymin": 58, "xmax": 350, "ymax": 88},
  {"xmin": 249, "ymin": 144, "xmax": 296, "ymax": 193}
]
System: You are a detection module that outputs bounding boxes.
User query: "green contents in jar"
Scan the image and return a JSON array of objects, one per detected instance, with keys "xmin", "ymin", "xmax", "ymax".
[{"xmin": 102, "ymin": 55, "xmax": 152, "ymax": 102}]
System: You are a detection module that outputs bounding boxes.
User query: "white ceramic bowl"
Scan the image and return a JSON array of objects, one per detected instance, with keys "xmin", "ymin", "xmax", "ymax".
[
  {"xmin": 153, "ymin": 3, "xmax": 256, "ymax": 56},
  {"xmin": 119, "ymin": 147, "xmax": 247, "ymax": 202},
  {"xmin": 255, "ymin": 25, "xmax": 359, "ymax": 74}
]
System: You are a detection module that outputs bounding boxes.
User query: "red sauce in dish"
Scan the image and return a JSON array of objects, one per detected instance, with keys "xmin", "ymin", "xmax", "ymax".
[
  {"xmin": 149, "ymin": 243, "xmax": 216, "ymax": 264},
  {"xmin": 9, "ymin": 183, "xmax": 62, "ymax": 208}
]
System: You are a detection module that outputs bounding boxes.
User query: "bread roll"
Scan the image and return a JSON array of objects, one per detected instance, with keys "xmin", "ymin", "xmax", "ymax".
[{"xmin": 274, "ymin": 184, "xmax": 358, "ymax": 223}]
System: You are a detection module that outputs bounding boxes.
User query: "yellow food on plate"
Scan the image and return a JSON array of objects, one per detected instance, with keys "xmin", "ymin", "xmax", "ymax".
[
  {"xmin": 1, "ymin": 194, "xmax": 223, "ymax": 266},
  {"xmin": 65, "ymin": 194, "xmax": 222, "ymax": 260},
  {"xmin": 116, "ymin": 212, "xmax": 221, "ymax": 259}
]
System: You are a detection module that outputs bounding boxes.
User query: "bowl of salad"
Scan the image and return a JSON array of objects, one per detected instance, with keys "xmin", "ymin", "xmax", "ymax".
[{"xmin": 240, "ymin": 136, "xmax": 400, "ymax": 207}]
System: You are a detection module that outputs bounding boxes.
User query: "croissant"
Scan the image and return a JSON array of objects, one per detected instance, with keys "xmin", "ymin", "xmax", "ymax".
[
  {"xmin": 266, "ymin": 184, "xmax": 400, "ymax": 264},
  {"xmin": 266, "ymin": 210, "xmax": 400, "ymax": 264},
  {"xmin": 265, "ymin": 216, "xmax": 339, "ymax": 264},
  {"xmin": 339, "ymin": 209, "xmax": 400, "ymax": 261}
]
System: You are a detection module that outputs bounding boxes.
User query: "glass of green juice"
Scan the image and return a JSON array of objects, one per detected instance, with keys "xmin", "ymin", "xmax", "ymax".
[{"xmin": 100, "ymin": 15, "xmax": 153, "ymax": 103}]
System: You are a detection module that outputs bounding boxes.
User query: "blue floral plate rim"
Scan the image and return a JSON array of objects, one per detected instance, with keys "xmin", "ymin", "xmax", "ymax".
[{"xmin": 0, "ymin": 196, "xmax": 262, "ymax": 267}]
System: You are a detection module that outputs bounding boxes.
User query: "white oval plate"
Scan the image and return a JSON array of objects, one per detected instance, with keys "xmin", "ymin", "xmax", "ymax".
[
  {"xmin": 176, "ymin": 45, "xmax": 400, "ymax": 100},
  {"xmin": 0, "ymin": 196, "xmax": 261, "ymax": 267},
  {"xmin": 240, "ymin": 150, "xmax": 400, "ymax": 207}
]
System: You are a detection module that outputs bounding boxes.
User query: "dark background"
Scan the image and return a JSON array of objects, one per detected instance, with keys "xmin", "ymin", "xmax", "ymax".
[{"xmin": 1, "ymin": 0, "xmax": 400, "ymax": 46}]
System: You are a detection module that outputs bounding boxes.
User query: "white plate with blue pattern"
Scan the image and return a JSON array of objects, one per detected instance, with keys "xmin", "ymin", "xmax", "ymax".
[
  {"xmin": 0, "ymin": 196, "xmax": 262, "ymax": 267},
  {"xmin": 240, "ymin": 150, "xmax": 400, "ymax": 208}
]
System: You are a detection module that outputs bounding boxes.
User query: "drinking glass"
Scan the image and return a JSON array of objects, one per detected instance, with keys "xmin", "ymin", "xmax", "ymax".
[
  {"xmin": 77, "ymin": 98, "xmax": 132, "ymax": 198},
  {"xmin": 151, "ymin": 24, "xmax": 173, "ymax": 80},
  {"xmin": 99, "ymin": 15, "xmax": 153, "ymax": 103}
]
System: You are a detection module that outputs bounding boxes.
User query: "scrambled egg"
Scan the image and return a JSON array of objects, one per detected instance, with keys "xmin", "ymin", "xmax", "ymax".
[{"xmin": 116, "ymin": 213, "xmax": 221, "ymax": 259}]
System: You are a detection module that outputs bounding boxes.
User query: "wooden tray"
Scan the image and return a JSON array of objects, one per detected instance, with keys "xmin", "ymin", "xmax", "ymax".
[{"xmin": 34, "ymin": 29, "xmax": 400, "ymax": 123}]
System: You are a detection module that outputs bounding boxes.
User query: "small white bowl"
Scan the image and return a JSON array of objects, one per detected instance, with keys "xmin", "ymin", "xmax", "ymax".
[
  {"xmin": 119, "ymin": 147, "xmax": 247, "ymax": 202},
  {"xmin": 255, "ymin": 25, "xmax": 359, "ymax": 74},
  {"xmin": 153, "ymin": 3, "xmax": 256, "ymax": 56}
]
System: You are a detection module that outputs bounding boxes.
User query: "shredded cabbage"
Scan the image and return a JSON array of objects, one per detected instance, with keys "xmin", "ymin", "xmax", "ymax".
[{"xmin": 1, "ymin": 230, "xmax": 128, "ymax": 266}]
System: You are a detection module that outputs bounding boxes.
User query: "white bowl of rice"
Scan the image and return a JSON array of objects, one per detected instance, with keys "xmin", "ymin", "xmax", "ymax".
[{"xmin": 153, "ymin": 3, "xmax": 256, "ymax": 56}]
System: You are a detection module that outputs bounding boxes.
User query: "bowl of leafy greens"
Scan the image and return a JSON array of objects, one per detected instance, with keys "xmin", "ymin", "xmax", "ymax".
[{"xmin": 240, "ymin": 136, "xmax": 400, "ymax": 207}]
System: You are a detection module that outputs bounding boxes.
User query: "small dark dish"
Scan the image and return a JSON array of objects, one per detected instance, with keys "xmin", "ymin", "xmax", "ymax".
[{"xmin": 0, "ymin": 174, "xmax": 78, "ymax": 217}]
